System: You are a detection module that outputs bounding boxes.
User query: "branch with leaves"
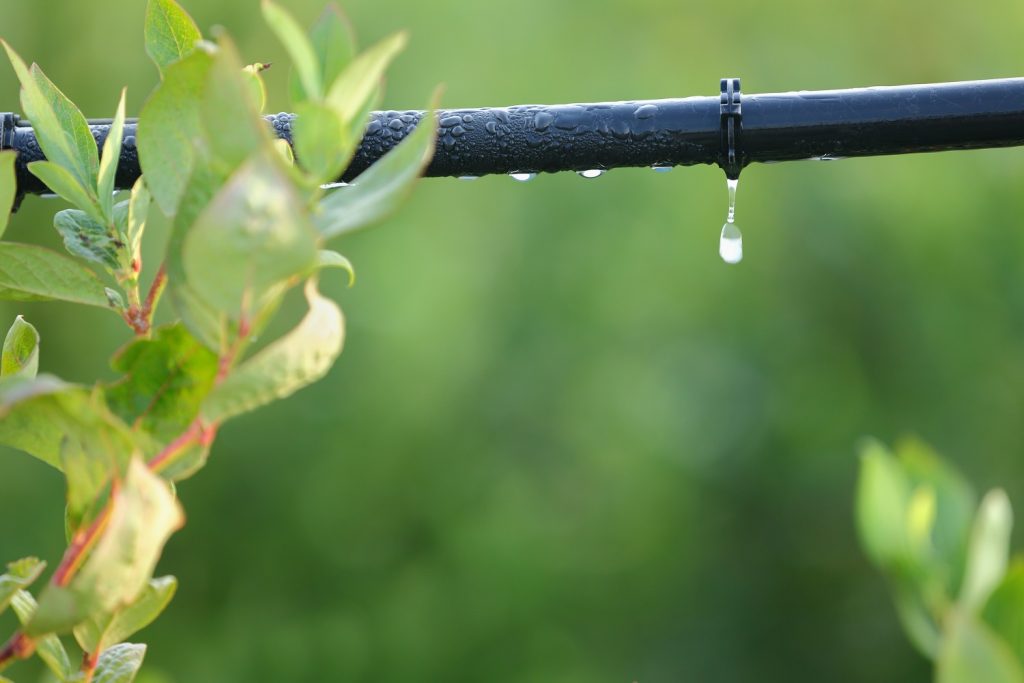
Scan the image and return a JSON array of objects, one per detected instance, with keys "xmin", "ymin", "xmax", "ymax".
[
  {"xmin": 0, "ymin": 1, "xmax": 437, "ymax": 680},
  {"xmin": 857, "ymin": 439, "xmax": 1024, "ymax": 683}
]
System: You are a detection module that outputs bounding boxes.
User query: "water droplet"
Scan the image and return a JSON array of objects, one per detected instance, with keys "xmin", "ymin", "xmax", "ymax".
[
  {"xmin": 320, "ymin": 182, "xmax": 350, "ymax": 189},
  {"xmin": 719, "ymin": 177, "xmax": 742, "ymax": 264},
  {"xmin": 651, "ymin": 164, "xmax": 673, "ymax": 173},
  {"xmin": 458, "ymin": 175, "xmax": 480, "ymax": 181},
  {"xmin": 719, "ymin": 222, "xmax": 743, "ymax": 264},
  {"xmin": 577, "ymin": 169, "xmax": 604, "ymax": 179},
  {"xmin": 510, "ymin": 172, "xmax": 536, "ymax": 182}
]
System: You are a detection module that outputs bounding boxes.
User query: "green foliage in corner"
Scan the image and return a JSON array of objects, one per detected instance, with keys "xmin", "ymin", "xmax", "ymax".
[
  {"xmin": 0, "ymin": 0, "xmax": 437, "ymax": 679},
  {"xmin": 857, "ymin": 438, "xmax": 1024, "ymax": 683}
]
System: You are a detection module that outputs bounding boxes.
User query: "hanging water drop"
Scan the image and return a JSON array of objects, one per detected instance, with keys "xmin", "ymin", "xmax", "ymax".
[
  {"xmin": 719, "ymin": 222, "xmax": 743, "ymax": 264},
  {"xmin": 719, "ymin": 177, "xmax": 742, "ymax": 264},
  {"xmin": 651, "ymin": 164, "xmax": 673, "ymax": 173},
  {"xmin": 577, "ymin": 169, "xmax": 604, "ymax": 179},
  {"xmin": 459, "ymin": 175, "xmax": 480, "ymax": 181},
  {"xmin": 510, "ymin": 172, "xmax": 536, "ymax": 182}
]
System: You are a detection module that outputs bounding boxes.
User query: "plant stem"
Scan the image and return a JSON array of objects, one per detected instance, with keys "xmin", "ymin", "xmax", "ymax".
[
  {"xmin": 0, "ymin": 633, "xmax": 34, "ymax": 670},
  {"xmin": 142, "ymin": 264, "xmax": 167, "ymax": 330},
  {"xmin": 53, "ymin": 493, "xmax": 115, "ymax": 587}
]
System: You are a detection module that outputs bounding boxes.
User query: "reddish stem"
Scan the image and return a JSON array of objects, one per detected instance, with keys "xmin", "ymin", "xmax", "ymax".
[
  {"xmin": 142, "ymin": 264, "xmax": 167, "ymax": 326},
  {"xmin": 0, "ymin": 632, "xmax": 34, "ymax": 669},
  {"xmin": 52, "ymin": 491, "xmax": 115, "ymax": 587}
]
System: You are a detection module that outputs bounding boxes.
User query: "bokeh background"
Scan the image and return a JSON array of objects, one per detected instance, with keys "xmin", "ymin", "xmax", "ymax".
[{"xmin": 2, "ymin": 0, "xmax": 1024, "ymax": 680}]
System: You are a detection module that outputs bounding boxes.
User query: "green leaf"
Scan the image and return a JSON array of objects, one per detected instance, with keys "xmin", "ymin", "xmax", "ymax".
[
  {"xmin": 29, "ymin": 459, "xmax": 184, "ymax": 636},
  {"xmin": 2, "ymin": 316, "xmax": 39, "ymax": 379},
  {"xmin": 54, "ymin": 209, "xmax": 122, "ymax": 270},
  {"xmin": 165, "ymin": 163, "xmax": 228, "ymax": 351},
  {"xmin": 0, "ymin": 150, "xmax": 17, "ymax": 238},
  {"xmin": 325, "ymin": 32, "xmax": 407, "ymax": 124},
  {"xmin": 313, "ymin": 250, "xmax": 355, "ymax": 286},
  {"xmin": 11, "ymin": 590, "xmax": 73, "ymax": 680},
  {"xmin": 75, "ymin": 576, "xmax": 177, "ymax": 654},
  {"xmin": 0, "ymin": 557, "xmax": 45, "ymax": 615},
  {"xmin": 92, "ymin": 643, "xmax": 146, "ymax": 683},
  {"xmin": 938, "ymin": 611, "xmax": 1024, "ymax": 683},
  {"xmin": 897, "ymin": 437, "xmax": 976, "ymax": 588},
  {"xmin": 855, "ymin": 440, "xmax": 910, "ymax": 568},
  {"xmin": 199, "ymin": 37, "xmax": 271, "ymax": 172},
  {"xmin": 0, "ymin": 375, "xmax": 140, "ymax": 498},
  {"xmin": 961, "ymin": 489, "xmax": 1013, "ymax": 612},
  {"xmin": 28, "ymin": 161, "xmax": 104, "ymax": 224},
  {"xmin": 98, "ymin": 89, "xmax": 128, "ymax": 219},
  {"xmin": 983, "ymin": 562, "xmax": 1024, "ymax": 667},
  {"xmin": 106, "ymin": 324, "xmax": 218, "ymax": 444},
  {"xmin": 0, "ymin": 242, "xmax": 111, "ymax": 308},
  {"xmin": 293, "ymin": 101, "xmax": 350, "ymax": 184},
  {"xmin": 315, "ymin": 95, "xmax": 438, "ymax": 240},
  {"xmin": 290, "ymin": 3, "xmax": 356, "ymax": 104},
  {"xmin": 202, "ymin": 280, "xmax": 344, "ymax": 423},
  {"xmin": 262, "ymin": 0, "xmax": 322, "ymax": 101},
  {"xmin": 145, "ymin": 0, "xmax": 202, "ymax": 75},
  {"xmin": 1, "ymin": 42, "xmax": 98, "ymax": 194},
  {"xmin": 242, "ymin": 63, "xmax": 269, "ymax": 113},
  {"xmin": 138, "ymin": 48, "xmax": 214, "ymax": 215},
  {"xmin": 182, "ymin": 154, "xmax": 318, "ymax": 319},
  {"xmin": 127, "ymin": 179, "xmax": 151, "ymax": 267}
]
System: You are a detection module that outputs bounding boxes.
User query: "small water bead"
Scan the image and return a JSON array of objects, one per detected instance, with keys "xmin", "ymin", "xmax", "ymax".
[
  {"xmin": 651, "ymin": 164, "xmax": 673, "ymax": 173},
  {"xmin": 577, "ymin": 169, "xmax": 605, "ymax": 179},
  {"xmin": 458, "ymin": 175, "xmax": 480, "ymax": 181},
  {"xmin": 719, "ymin": 222, "xmax": 743, "ymax": 264},
  {"xmin": 510, "ymin": 172, "xmax": 536, "ymax": 182},
  {"xmin": 719, "ymin": 177, "xmax": 742, "ymax": 265},
  {"xmin": 320, "ymin": 182, "xmax": 350, "ymax": 189}
]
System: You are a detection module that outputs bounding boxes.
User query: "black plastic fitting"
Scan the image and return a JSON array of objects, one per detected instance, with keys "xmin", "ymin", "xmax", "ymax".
[{"xmin": 3, "ymin": 77, "xmax": 1024, "ymax": 200}]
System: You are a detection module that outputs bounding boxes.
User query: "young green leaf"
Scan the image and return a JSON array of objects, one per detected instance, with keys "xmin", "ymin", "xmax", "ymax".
[
  {"xmin": 1, "ymin": 42, "xmax": 98, "ymax": 194},
  {"xmin": 293, "ymin": 100, "xmax": 350, "ymax": 184},
  {"xmin": 855, "ymin": 440, "xmax": 910, "ymax": 568},
  {"xmin": 202, "ymin": 280, "xmax": 344, "ymax": 423},
  {"xmin": 54, "ymin": 209, "xmax": 122, "ymax": 270},
  {"xmin": 145, "ymin": 0, "xmax": 202, "ymax": 75},
  {"xmin": 290, "ymin": 3, "xmax": 356, "ymax": 104},
  {"xmin": 182, "ymin": 154, "xmax": 318, "ymax": 319},
  {"xmin": 0, "ymin": 150, "xmax": 17, "ymax": 238},
  {"xmin": 10, "ymin": 590, "xmax": 74, "ymax": 680},
  {"xmin": 960, "ymin": 490, "xmax": 1013, "ymax": 612},
  {"xmin": 92, "ymin": 642, "xmax": 146, "ymax": 683},
  {"xmin": 0, "ymin": 242, "xmax": 113, "ymax": 308},
  {"xmin": 199, "ymin": 37, "xmax": 273, "ymax": 172},
  {"xmin": 242, "ymin": 63, "xmax": 269, "ymax": 113},
  {"xmin": 2, "ymin": 315, "xmax": 40, "ymax": 379},
  {"xmin": 29, "ymin": 459, "xmax": 184, "ymax": 636},
  {"xmin": 164, "ymin": 163, "xmax": 229, "ymax": 351},
  {"xmin": 325, "ymin": 32, "xmax": 408, "ymax": 124},
  {"xmin": 262, "ymin": 0, "xmax": 322, "ymax": 101},
  {"xmin": 75, "ymin": 576, "xmax": 177, "ymax": 654},
  {"xmin": 28, "ymin": 161, "xmax": 105, "ymax": 224},
  {"xmin": 315, "ymin": 96, "xmax": 438, "ymax": 240},
  {"xmin": 126, "ymin": 178, "xmax": 151, "ymax": 267},
  {"xmin": 313, "ymin": 250, "xmax": 355, "ymax": 286},
  {"xmin": 937, "ymin": 611, "xmax": 1024, "ymax": 683},
  {"xmin": 137, "ymin": 48, "xmax": 214, "ymax": 215},
  {"xmin": 983, "ymin": 562, "xmax": 1024, "ymax": 667},
  {"xmin": 106, "ymin": 324, "xmax": 218, "ymax": 444},
  {"xmin": 0, "ymin": 557, "xmax": 45, "ymax": 615},
  {"xmin": 98, "ymin": 89, "xmax": 128, "ymax": 218}
]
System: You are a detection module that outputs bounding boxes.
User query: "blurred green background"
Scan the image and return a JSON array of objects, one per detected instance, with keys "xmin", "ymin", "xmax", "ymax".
[{"xmin": 2, "ymin": 0, "xmax": 1024, "ymax": 680}]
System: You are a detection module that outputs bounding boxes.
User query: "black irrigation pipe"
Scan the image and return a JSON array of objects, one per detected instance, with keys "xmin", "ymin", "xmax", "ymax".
[{"xmin": 3, "ymin": 77, "xmax": 1024, "ymax": 203}]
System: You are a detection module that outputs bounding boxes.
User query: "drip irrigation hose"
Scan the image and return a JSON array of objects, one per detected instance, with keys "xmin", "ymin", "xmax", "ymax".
[{"xmin": 3, "ymin": 77, "xmax": 1024, "ymax": 202}]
